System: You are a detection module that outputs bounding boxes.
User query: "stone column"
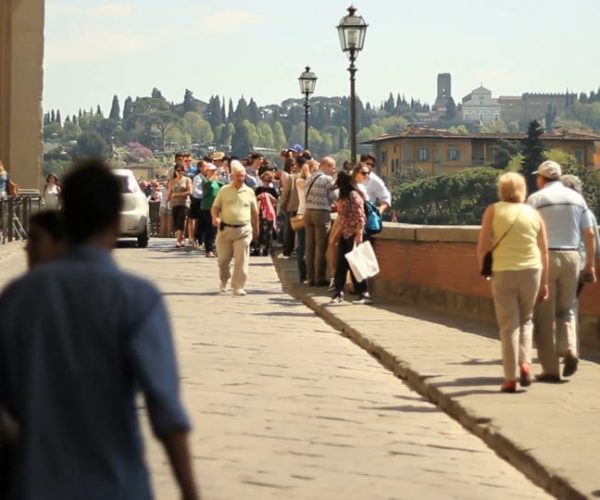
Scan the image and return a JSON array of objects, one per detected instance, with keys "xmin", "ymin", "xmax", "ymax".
[{"xmin": 0, "ymin": 0, "xmax": 45, "ymax": 189}]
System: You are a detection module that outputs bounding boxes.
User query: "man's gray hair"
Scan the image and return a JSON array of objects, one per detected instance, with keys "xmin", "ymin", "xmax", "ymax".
[
  {"xmin": 560, "ymin": 174, "xmax": 583, "ymax": 194},
  {"xmin": 230, "ymin": 160, "xmax": 245, "ymax": 176}
]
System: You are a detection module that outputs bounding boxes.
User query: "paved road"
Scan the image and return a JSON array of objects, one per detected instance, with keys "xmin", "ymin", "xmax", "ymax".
[
  {"xmin": 128, "ymin": 240, "xmax": 549, "ymax": 499},
  {"xmin": 0, "ymin": 240, "xmax": 549, "ymax": 499}
]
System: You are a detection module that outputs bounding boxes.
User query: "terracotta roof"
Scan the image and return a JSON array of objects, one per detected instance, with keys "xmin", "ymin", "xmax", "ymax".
[{"xmin": 362, "ymin": 127, "xmax": 600, "ymax": 144}]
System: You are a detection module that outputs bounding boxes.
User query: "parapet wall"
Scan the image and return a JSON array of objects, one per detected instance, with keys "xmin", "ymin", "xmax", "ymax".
[{"xmin": 371, "ymin": 224, "xmax": 600, "ymax": 350}]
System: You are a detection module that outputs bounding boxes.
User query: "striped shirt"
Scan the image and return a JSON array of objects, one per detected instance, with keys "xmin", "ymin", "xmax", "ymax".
[{"xmin": 304, "ymin": 171, "xmax": 337, "ymax": 211}]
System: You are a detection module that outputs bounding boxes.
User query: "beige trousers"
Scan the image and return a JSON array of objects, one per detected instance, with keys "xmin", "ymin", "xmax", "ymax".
[
  {"xmin": 216, "ymin": 225, "xmax": 253, "ymax": 290},
  {"xmin": 491, "ymin": 268, "xmax": 541, "ymax": 381},
  {"xmin": 533, "ymin": 250, "xmax": 580, "ymax": 376},
  {"xmin": 304, "ymin": 209, "xmax": 331, "ymax": 284}
]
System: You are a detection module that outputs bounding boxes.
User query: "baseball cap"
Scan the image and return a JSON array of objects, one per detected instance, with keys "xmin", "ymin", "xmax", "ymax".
[
  {"xmin": 212, "ymin": 151, "xmax": 225, "ymax": 161},
  {"xmin": 534, "ymin": 160, "xmax": 561, "ymax": 180},
  {"xmin": 290, "ymin": 144, "xmax": 303, "ymax": 153},
  {"xmin": 205, "ymin": 163, "xmax": 217, "ymax": 171}
]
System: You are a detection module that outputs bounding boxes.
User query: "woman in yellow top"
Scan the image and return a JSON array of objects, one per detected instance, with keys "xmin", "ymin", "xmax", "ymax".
[{"xmin": 477, "ymin": 172, "xmax": 549, "ymax": 393}]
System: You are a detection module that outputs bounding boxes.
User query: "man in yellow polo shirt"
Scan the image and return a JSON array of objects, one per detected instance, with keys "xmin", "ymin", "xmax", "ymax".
[{"xmin": 211, "ymin": 160, "xmax": 259, "ymax": 296}]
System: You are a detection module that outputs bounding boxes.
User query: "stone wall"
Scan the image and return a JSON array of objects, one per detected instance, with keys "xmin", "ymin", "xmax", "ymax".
[
  {"xmin": 0, "ymin": 0, "xmax": 45, "ymax": 189},
  {"xmin": 371, "ymin": 223, "xmax": 600, "ymax": 351}
]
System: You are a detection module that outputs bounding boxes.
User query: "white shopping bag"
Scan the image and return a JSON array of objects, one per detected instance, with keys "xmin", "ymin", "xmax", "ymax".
[{"xmin": 345, "ymin": 240, "xmax": 380, "ymax": 282}]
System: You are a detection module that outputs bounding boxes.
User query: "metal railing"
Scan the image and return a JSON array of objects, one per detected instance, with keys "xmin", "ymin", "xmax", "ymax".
[{"xmin": 0, "ymin": 195, "xmax": 42, "ymax": 244}]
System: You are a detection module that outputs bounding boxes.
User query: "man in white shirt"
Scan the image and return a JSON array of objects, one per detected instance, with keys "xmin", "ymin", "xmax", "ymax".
[{"xmin": 359, "ymin": 154, "xmax": 392, "ymax": 215}]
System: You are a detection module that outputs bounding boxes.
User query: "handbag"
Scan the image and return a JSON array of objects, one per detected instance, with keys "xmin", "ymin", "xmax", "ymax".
[
  {"xmin": 345, "ymin": 240, "xmax": 380, "ymax": 282},
  {"xmin": 364, "ymin": 200, "xmax": 382, "ymax": 235},
  {"xmin": 290, "ymin": 214, "xmax": 305, "ymax": 231},
  {"xmin": 480, "ymin": 208, "xmax": 522, "ymax": 279},
  {"xmin": 291, "ymin": 173, "xmax": 322, "ymax": 232}
]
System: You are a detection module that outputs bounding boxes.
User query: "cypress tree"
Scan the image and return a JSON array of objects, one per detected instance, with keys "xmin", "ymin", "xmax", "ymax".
[
  {"xmin": 109, "ymin": 95, "xmax": 121, "ymax": 121},
  {"xmin": 521, "ymin": 120, "xmax": 546, "ymax": 195},
  {"xmin": 123, "ymin": 97, "xmax": 133, "ymax": 121}
]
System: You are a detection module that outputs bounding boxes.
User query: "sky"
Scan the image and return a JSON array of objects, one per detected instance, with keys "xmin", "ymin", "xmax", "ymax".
[{"xmin": 44, "ymin": 0, "xmax": 600, "ymax": 117}]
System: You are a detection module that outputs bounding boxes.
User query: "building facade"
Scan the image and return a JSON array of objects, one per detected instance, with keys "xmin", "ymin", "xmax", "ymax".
[
  {"xmin": 499, "ymin": 93, "xmax": 570, "ymax": 126},
  {"xmin": 364, "ymin": 127, "xmax": 600, "ymax": 181},
  {"xmin": 461, "ymin": 86, "xmax": 502, "ymax": 124},
  {"xmin": 0, "ymin": 0, "xmax": 45, "ymax": 188}
]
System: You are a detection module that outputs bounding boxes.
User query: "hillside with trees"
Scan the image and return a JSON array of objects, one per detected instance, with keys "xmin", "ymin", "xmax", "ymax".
[{"xmin": 43, "ymin": 87, "xmax": 600, "ymax": 181}]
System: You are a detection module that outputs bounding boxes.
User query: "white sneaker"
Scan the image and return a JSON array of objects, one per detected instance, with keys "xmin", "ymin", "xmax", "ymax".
[
  {"xmin": 233, "ymin": 289, "xmax": 247, "ymax": 296},
  {"xmin": 219, "ymin": 282, "xmax": 228, "ymax": 293}
]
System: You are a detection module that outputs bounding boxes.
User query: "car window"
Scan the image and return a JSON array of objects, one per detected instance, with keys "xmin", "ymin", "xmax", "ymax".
[{"xmin": 115, "ymin": 175, "xmax": 139, "ymax": 194}]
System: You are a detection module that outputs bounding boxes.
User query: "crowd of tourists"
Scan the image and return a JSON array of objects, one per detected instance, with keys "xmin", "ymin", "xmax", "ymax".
[{"xmin": 144, "ymin": 147, "xmax": 392, "ymax": 302}]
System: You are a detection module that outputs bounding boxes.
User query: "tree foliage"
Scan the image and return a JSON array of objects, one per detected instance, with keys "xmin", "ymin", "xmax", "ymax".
[
  {"xmin": 75, "ymin": 131, "xmax": 111, "ymax": 159},
  {"xmin": 521, "ymin": 120, "xmax": 546, "ymax": 194},
  {"xmin": 392, "ymin": 167, "xmax": 500, "ymax": 224}
]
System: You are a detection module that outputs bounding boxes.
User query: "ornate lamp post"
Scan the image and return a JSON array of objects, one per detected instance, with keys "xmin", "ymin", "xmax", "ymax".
[
  {"xmin": 337, "ymin": 5, "xmax": 368, "ymax": 163},
  {"xmin": 298, "ymin": 66, "xmax": 317, "ymax": 151}
]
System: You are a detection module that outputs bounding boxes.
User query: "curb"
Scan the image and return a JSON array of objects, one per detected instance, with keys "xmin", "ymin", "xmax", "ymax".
[{"xmin": 273, "ymin": 256, "xmax": 585, "ymax": 500}]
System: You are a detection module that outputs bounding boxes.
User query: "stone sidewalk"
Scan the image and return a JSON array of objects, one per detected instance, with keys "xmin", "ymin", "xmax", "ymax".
[
  {"xmin": 274, "ymin": 255, "xmax": 600, "ymax": 499},
  {"xmin": 0, "ymin": 240, "xmax": 550, "ymax": 499}
]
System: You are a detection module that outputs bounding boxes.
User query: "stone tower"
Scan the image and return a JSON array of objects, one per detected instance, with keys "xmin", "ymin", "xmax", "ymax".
[{"xmin": 435, "ymin": 73, "xmax": 452, "ymax": 111}]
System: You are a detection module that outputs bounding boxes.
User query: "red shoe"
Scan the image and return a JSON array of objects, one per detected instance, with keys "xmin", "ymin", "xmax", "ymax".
[
  {"xmin": 519, "ymin": 363, "xmax": 532, "ymax": 387},
  {"xmin": 500, "ymin": 380, "xmax": 517, "ymax": 393}
]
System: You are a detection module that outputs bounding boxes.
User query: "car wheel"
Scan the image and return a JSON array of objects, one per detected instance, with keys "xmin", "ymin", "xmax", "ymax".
[{"xmin": 137, "ymin": 227, "xmax": 149, "ymax": 248}]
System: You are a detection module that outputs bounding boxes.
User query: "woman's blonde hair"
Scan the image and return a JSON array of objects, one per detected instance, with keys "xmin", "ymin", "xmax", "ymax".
[{"xmin": 498, "ymin": 172, "xmax": 527, "ymax": 203}]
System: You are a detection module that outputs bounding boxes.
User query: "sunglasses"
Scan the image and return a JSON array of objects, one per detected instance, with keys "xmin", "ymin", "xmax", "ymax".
[{"xmin": 360, "ymin": 170, "xmax": 370, "ymax": 175}]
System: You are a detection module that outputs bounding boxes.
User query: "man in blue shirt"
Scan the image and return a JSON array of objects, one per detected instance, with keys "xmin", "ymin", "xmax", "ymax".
[
  {"xmin": 527, "ymin": 160, "xmax": 596, "ymax": 380},
  {"xmin": 0, "ymin": 159, "xmax": 199, "ymax": 499}
]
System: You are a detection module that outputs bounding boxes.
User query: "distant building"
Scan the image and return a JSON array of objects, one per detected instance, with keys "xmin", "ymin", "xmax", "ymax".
[
  {"xmin": 434, "ymin": 73, "xmax": 452, "ymax": 112},
  {"xmin": 461, "ymin": 86, "xmax": 501, "ymax": 124},
  {"xmin": 362, "ymin": 126, "xmax": 600, "ymax": 181},
  {"xmin": 499, "ymin": 93, "xmax": 570, "ymax": 126}
]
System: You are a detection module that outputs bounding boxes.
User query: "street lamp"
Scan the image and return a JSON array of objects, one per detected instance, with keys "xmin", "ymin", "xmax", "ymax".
[
  {"xmin": 298, "ymin": 66, "xmax": 317, "ymax": 151},
  {"xmin": 337, "ymin": 5, "xmax": 368, "ymax": 163}
]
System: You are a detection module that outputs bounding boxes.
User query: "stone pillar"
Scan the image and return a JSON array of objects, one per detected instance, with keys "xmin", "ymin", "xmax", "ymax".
[{"xmin": 0, "ymin": 0, "xmax": 45, "ymax": 189}]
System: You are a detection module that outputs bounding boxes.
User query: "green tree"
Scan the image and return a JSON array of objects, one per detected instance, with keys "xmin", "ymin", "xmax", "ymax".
[
  {"xmin": 521, "ymin": 120, "xmax": 546, "ymax": 194},
  {"xmin": 492, "ymin": 139, "xmax": 521, "ymax": 169},
  {"xmin": 182, "ymin": 112, "xmax": 214, "ymax": 144},
  {"xmin": 123, "ymin": 97, "xmax": 133, "ymax": 121},
  {"xmin": 75, "ymin": 131, "xmax": 110, "ymax": 158},
  {"xmin": 231, "ymin": 122, "xmax": 253, "ymax": 157},
  {"xmin": 218, "ymin": 122, "xmax": 235, "ymax": 147},
  {"xmin": 43, "ymin": 122, "xmax": 62, "ymax": 141},
  {"xmin": 272, "ymin": 121, "xmax": 287, "ymax": 150},
  {"xmin": 234, "ymin": 97, "xmax": 250, "ymax": 123},
  {"xmin": 183, "ymin": 89, "xmax": 195, "ymax": 113},
  {"xmin": 376, "ymin": 116, "xmax": 408, "ymax": 133},
  {"xmin": 548, "ymin": 149, "xmax": 600, "ymax": 217},
  {"xmin": 257, "ymin": 121, "xmax": 274, "ymax": 149},
  {"xmin": 109, "ymin": 95, "xmax": 121, "ymax": 121}
]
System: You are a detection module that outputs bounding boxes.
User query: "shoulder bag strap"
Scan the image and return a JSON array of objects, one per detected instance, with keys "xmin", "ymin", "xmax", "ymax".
[
  {"xmin": 491, "ymin": 207, "xmax": 523, "ymax": 252},
  {"xmin": 305, "ymin": 173, "xmax": 323, "ymax": 199}
]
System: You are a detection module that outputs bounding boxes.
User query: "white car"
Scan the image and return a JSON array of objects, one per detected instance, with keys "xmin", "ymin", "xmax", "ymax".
[{"xmin": 112, "ymin": 169, "xmax": 150, "ymax": 248}]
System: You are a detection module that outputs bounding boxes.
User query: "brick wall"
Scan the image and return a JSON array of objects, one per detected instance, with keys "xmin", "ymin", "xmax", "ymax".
[{"xmin": 372, "ymin": 224, "xmax": 600, "ymax": 347}]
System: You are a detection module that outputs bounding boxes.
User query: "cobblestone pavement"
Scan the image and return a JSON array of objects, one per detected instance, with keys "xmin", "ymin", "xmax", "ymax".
[
  {"xmin": 128, "ymin": 241, "xmax": 549, "ymax": 499},
  {"xmin": 0, "ymin": 240, "xmax": 549, "ymax": 499}
]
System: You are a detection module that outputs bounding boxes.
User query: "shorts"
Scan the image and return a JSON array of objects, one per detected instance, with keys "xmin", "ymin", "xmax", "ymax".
[
  {"xmin": 188, "ymin": 197, "xmax": 202, "ymax": 219},
  {"xmin": 172, "ymin": 205, "xmax": 187, "ymax": 231}
]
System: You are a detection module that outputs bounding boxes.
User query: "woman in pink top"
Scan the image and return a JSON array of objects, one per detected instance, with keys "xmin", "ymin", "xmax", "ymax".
[{"xmin": 329, "ymin": 169, "xmax": 371, "ymax": 304}]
